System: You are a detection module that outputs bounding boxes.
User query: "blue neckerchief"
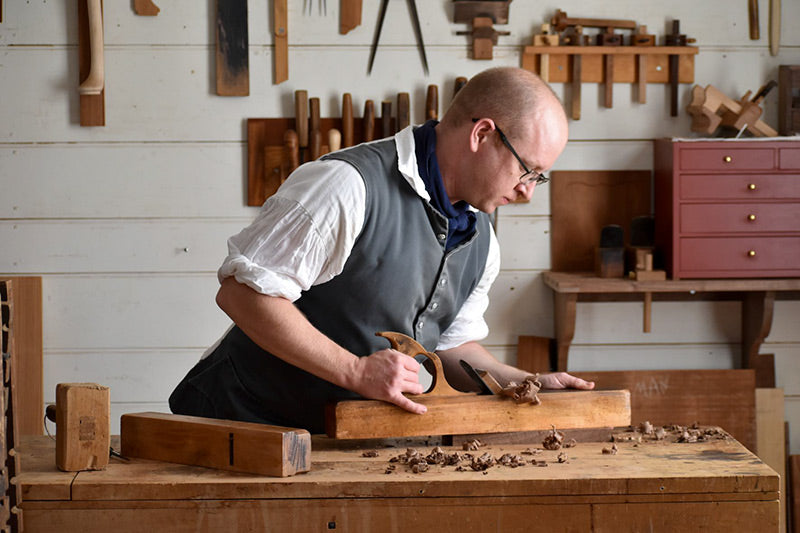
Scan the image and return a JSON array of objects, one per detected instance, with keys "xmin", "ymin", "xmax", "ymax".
[{"xmin": 413, "ymin": 120, "xmax": 476, "ymax": 251}]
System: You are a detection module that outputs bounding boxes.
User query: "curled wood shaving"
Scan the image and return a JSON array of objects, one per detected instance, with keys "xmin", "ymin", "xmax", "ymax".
[
  {"xmin": 498, "ymin": 453, "xmax": 526, "ymax": 467},
  {"xmin": 557, "ymin": 452, "xmax": 568, "ymax": 463},
  {"xmin": 542, "ymin": 425, "xmax": 565, "ymax": 450},
  {"xmin": 602, "ymin": 443, "xmax": 618, "ymax": 455},
  {"xmin": 500, "ymin": 374, "xmax": 542, "ymax": 405},
  {"xmin": 462, "ymin": 439, "xmax": 483, "ymax": 451},
  {"xmin": 361, "ymin": 450, "xmax": 379, "ymax": 457}
]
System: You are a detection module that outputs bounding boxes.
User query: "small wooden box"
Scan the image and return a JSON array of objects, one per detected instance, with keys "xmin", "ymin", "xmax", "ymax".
[{"xmin": 55, "ymin": 383, "xmax": 110, "ymax": 472}]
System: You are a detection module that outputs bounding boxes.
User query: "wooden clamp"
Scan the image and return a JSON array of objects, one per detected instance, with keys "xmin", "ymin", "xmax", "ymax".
[
  {"xmin": 532, "ymin": 24, "xmax": 559, "ymax": 82},
  {"xmin": 325, "ymin": 331, "xmax": 632, "ymax": 439},
  {"xmin": 632, "ymin": 25, "xmax": 655, "ymax": 103},
  {"xmin": 686, "ymin": 83, "xmax": 778, "ymax": 137},
  {"xmin": 550, "ymin": 9, "xmax": 636, "ymax": 32}
]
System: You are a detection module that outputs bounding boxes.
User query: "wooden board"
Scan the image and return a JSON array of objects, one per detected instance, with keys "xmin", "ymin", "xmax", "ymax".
[
  {"xmin": 792, "ymin": 455, "xmax": 800, "ymax": 533},
  {"xmin": 0, "ymin": 278, "xmax": 42, "ymax": 436},
  {"xmin": 550, "ymin": 170, "xmax": 651, "ymax": 272},
  {"xmin": 120, "ymin": 412, "xmax": 311, "ymax": 477},
  {"xmin": 215, "ymin": 0, "xmax": 249, "ymax": 96},
  {"xmin": 568, "ymin": 370, "xmax": 756, "ymax": 452},
  {"xmin": 326, "ymin": 390, "xmax": 631, "ymax": 439},
  {"xmin": 755, "ymin": 388, "xmax": 786, "ymax": 533}
]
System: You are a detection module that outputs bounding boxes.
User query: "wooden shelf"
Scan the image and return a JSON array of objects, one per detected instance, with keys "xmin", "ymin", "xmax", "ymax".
[{"xmin": 542, "ymin": 271, "xmax": 800, "ymax": 376}]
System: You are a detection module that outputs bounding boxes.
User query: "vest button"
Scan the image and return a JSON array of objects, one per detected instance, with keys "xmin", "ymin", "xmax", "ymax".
[
  {"xmin": 430, "ymin": 302, "xmax": 439, "ymax": 310},
  {"xmin": 437, "ymin": 233, "xmax": 446, "ymax": 241},
  {"xmin": 416, "ymin": 322, "xmax": 424, "ymax": 330},
  {"xmin": 439, "ymin": 278, "xmax": 447, "ymax": 287}
]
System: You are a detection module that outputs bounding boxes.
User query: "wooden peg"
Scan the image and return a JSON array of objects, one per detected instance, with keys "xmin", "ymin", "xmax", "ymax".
[
  {"xmin": 397, "ymin": 92, "xmax": 410, "ymax": 130},
  {"xmin": 363, "ymin": 99, "xmax": 375, "ymax": 142},
  {"xmin": 426, "ymin": 84, "xmax": 438, "ymax": 121},
  {"xmin": 381, "ymin": 100, "xmax": 393, "ymax": 137},
  {"xmin": 342, "ymin": 93, "xmax": 354, "ymax": 147},
  {"xmin": 327, "ymin": 128, "xmax": 342, "ymax": 152},
  {"xmin": 454, "ymin": 76, "xmax": 468, "ymax": 96}
]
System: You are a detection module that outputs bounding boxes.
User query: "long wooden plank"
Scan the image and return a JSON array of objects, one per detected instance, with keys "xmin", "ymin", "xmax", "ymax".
[
  {"xmin": 755, "ymin": 388, "xmax": 786, "ymax": 533},
  {"xmin": 2, "ymin": 278, "xmax": 43, "ymax": 436},
  {"xmin": 120, "ymin": 412, "xmax": 310, "ymax": 477},
  {"xmin": 326, "ymin": 390, "xmax": 631, "ymax": 439},
  {"xmin": 570, "ymin": 370, "xmax": 756, "ymax": 452}
]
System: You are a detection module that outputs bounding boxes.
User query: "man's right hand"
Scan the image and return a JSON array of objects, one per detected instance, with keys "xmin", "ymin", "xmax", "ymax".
[{"xmin": 350, "ymin": 349, "xmax": 428, "ymax": 415}]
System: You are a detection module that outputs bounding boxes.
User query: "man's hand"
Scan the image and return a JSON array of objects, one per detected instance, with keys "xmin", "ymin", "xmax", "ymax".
[
  {"xmin": 351, "ymin": 349, "xmax": 428, "ymax": 414},
  {"xmin": 538, "ymin": 372, "xmax": 595, "ymax": 390}
]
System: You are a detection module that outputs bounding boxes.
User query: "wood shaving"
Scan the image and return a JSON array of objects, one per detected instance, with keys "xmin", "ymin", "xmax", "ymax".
[
  {"xmin": 498, "ymin": 453, "xmax": 526, "ymax": 467},
  {"xmin": 542, "ymin": 425, "xmax": 565, "ymax": 450},
  {"xmin": 564, "ymin": 438, "xmax": 577, "ymax": 448},
  {"xmin": 602, "ymin": 443, "xmax": 618, "ymax": 455},
  {"xmin": 640, "ymin": 421, "xmax": 654, "ymax": 435},
  {"xmin": 500, "ymin": 374, "xmax": 542, "ymax": 405},
  {"xmin": 361, "ymin": 450, "xmax": 379, "ymax": 457},
  {"xmin": 470, "ymin": 452, "xmax": 496, "ymax": 471},
  {"xmin": 462, "ymin": 439, "xmax": 483, "ymax": 451},
  {"xmin": 557, "ymin": 452, "xmax": 568, "ymax": 463},
  {"xmin": 520, "ymin": 447, "xmax": 543, "ymax": 456}
]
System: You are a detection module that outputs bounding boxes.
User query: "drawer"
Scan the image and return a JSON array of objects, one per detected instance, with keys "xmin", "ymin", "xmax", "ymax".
[
  {"xmin": 680, "ymin": 236, "xmax": 800, "ymax": 273},
  {"xmin": 680, "ymin": 174, "xmax": 800, "ymax": 200},
  {"xmin": 679, "ymin": 148, "xmax": 775, "ymax": 171},
  {"xmin": 680, "ymin": 203, "xmax": 800, "ymax": 233},
  {"xmin": 779, "ymin": 148, "xmax": 800, "ymax": 169}
]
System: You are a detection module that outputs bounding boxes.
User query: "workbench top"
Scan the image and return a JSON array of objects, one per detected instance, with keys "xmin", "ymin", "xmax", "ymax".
[{"xmin": 19, "ymin": 431, "xmax": 780, "ymax": 532}]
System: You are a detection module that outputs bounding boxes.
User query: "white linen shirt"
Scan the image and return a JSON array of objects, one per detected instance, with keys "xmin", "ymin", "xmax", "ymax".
[{"xmin": 218, "ymin": 126, "xmax": 501, "ymax": 351}]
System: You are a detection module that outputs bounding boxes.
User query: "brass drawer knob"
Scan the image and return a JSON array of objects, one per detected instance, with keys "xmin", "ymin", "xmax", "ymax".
[
  {"xmin": 748, "ymin": 250, "xmax": 757, "ymax": 257},
  {"xmin": 747, "ymin": 214, "xmax": 756, "ymax": 221},
  {"xmin": 748, "ymin": 183, "xmax": 757, "ymax": 190},
  {"xmin": 723, "ymin": 156, "xmax": 732, "ymax": 163}
]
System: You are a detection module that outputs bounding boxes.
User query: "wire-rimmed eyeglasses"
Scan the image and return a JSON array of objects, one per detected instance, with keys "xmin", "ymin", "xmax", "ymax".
[{"xmin": 472, "ymin": 118, "xmax": 549, "ymax": 186}]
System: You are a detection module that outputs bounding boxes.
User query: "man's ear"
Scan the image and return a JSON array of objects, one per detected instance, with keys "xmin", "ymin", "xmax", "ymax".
[{"xmin": 469, "ymin": 118, "xmax": 494, "ymax": 153}]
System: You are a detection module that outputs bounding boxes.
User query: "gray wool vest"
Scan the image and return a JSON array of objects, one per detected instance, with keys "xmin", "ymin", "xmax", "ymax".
[{"xmin": 169, "ymin": 136, "xmax": 492, "ymax": 434}]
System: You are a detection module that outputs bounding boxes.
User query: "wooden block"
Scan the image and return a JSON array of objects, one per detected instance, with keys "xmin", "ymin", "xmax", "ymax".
[
  {"xmin": 55, "ymin": 383, "xmax": 109, "ymax": 472},
  {"xmin": 120, "ymin": 412, "xmax": 311, "ymax": 477},
  {"xmin": 326, "ymin": 390, "xmax": 631, "ymax": 440},
  {"xmin": 755, "ymin": 388, "xmax": 786, "ymax": 533},
  {"xmin": 516, "ymin": 335, "xmax": 554, "ymax": 373},
  {"xmin": 572, "ymin": 370, "xmax": 756, "ymax": 452}
]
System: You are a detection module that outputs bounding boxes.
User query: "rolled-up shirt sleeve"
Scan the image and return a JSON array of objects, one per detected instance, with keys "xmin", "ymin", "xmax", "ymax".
[
  {"xmin": 218, "ymin": 159, "xmax": 366, "ymax": 302},
  {"xmin": 435, "ymin": 227, "xmax": 500, "ymax": 351}
]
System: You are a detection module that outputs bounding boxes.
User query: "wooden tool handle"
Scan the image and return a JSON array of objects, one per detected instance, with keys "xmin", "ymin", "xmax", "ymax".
[
  {"xmin": 284, "ymin": 129, "xmax": 299, "ymax": 177},
  {"xmin": 453, "ymin": 76, "xmax": 468, "ymax": 96},
  {"xmin": 339, "ymin": 0, "xmax": 362, "ymax": 34},
  {"xmin": 381, "ymin": 100, "xmax": 392, "ymax": 138},
  {"xmin": 309, "ymin": 97, "xmax": 321, "ymax": 136},
  {"xmin": 309, "ymin": 129, "xmax": 321, "ymax": 160},
  {"xmin": 342, "ymin": 93, "xmax": 354, "ymax": 147},
  {"xmin": 397, "ymin": 92, "xmax": 410, "ymax": 130},
  {"xmin": 748, "ymin": 0, "xmax": 759, "ymax": 40},
  {"xmin": 295, "ymin": 90, "xmax": 308, "ymax": 148},
  {"xmin": 363, "ymin": 100, "xmax": 375, "ymax": 142},
  {"xmin": 769, "ymin": 0, "xmax": 780, "ymax": 56},
  {"xmin": 375, "ymin": 332, "xmax": 462, "ymax": 398},
  {"xmin": 425, "ymin": 85, "xmax": 438, "ymax": 121},
  {"xmin": 79, "ymin": 0, "xmax": 104, "ymax": 95},
  {"xmin": 327, "ymin": 129, "xmax": 341, "ymax": 152}
]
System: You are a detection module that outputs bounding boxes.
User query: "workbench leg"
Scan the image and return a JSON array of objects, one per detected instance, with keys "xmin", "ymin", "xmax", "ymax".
[
  {"xmin": 553, "ymin": 293, "xmax": 577, "ymax": 372},
  {"xmin": 741, "ymin": 290, "xmax": 775, "ymax": 378}
]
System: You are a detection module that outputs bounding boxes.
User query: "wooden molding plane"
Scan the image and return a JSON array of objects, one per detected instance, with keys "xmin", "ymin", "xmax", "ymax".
[
  {"xmin": 78, "ymin": 0, "xmax": 105, "ymax": 126},
  {"xmin": 326, "ymin": 331, "xmax": 630, "ymax": 440},
  {"xmin": 687, "ymin": 83, "xmax": 778, "ymax": 137},
  {"xmin": 327, "ymin": 389, "xmax": 631, "ymax": 439},
  {"xmin": 120, "ymin": 412, "xmax": 311, "ymax": 477}
]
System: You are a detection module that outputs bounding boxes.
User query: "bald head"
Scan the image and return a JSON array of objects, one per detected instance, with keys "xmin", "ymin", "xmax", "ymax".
[{"xmin": 441, "ymin": 67, "xmax": 566, "ymax": 140}]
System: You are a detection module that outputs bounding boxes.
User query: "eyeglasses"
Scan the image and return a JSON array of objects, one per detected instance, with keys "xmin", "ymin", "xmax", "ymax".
[{"xmin": 472, "ymin": 118, "xmax": 549, "ymax": 186}]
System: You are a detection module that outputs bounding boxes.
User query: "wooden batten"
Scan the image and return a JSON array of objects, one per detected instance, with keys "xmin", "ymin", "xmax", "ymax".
[{"xmin": 326, "ymin": 390, "xmax": 631, "ymax": 440}]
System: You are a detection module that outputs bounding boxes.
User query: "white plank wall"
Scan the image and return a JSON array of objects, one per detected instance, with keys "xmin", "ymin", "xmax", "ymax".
[{"xmin": 1, "ymin": 1, "xmax": 798, "ymax": 453}]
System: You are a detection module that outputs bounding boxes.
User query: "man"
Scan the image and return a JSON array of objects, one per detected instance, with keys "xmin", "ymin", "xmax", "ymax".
[{"xmin": 170, "ymin": 67, "xmax": 594, "ymax": 433}]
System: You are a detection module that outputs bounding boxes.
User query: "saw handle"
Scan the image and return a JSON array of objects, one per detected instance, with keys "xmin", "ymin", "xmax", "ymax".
[{"xmin": 375, "ymin": 331, "xmax": 462, "ymax": 397}]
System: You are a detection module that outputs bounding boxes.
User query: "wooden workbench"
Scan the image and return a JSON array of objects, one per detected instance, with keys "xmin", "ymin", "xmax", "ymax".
[{"xmin": 19, "ymin": 431, "xmax": 778, "ymax": 532}]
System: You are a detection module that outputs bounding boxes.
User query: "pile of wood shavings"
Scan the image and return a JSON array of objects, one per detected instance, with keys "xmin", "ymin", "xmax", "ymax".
[
  {"xmin": 613, "ymin": 421, "xmax": 731, "ymax": 445},
  {"xmin": 385, "ymin": 437, "xmax": 575, "ymax": 474}
]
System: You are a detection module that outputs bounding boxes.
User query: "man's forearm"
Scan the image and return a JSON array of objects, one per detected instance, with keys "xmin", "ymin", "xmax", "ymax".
[
  {"xmin": 436, "ymin": 341, "xmax": 531, "ymax": 391},
  {"xmin": 215, "ymin": 277, "xmax": 361, "ymax": 391}
]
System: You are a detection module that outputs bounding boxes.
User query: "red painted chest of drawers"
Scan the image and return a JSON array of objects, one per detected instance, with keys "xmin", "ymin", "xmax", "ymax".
[{"xmin": 654, "ymin": 139, "xmax": 800, "ymax": 279}]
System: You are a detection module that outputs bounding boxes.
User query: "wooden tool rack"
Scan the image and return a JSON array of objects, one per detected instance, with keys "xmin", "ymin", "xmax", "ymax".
[
  {"xmin": 521, "ymin": 46, "xmax": 698, "ymax": 88},
  {"xmin": 18, "ymin": 431, "xmax": 779, "ymax": 531}
]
